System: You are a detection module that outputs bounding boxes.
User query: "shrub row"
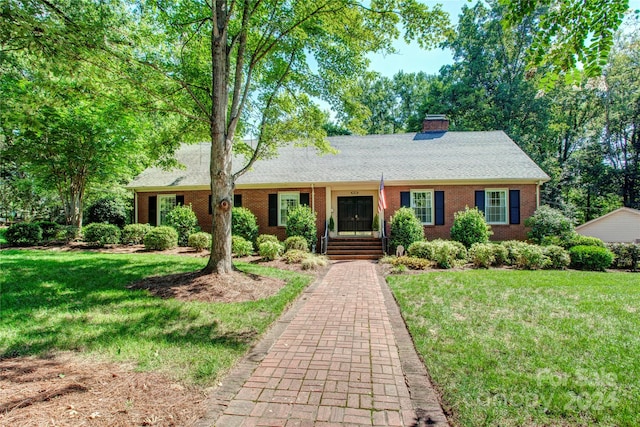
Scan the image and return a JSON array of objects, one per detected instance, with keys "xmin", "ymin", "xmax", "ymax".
[{"xmin": 5, "ymin": 222, "xmax": 79, "ymax": 246}]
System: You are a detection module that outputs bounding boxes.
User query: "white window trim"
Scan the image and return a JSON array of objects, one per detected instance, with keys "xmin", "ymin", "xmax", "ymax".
[
  {"xmin": 157, "ymin": 194, "xmax": 176, "ymax": 225},
  {"xmin": 485, "ymin": 188, "xmax": 509, "ymax": 225},
  {"xmin": 410, "ymin": 189, "xmax": 434, "ymax": 225},
  {"xmin": 278, "ymin": 192, "xmax": 300, "ymax": 226}
]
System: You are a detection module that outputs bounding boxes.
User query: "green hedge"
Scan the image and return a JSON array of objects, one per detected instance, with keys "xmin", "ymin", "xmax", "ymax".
[{"xmin": 569, "ymin": 245, "xmax": 614, "ymax": 271}]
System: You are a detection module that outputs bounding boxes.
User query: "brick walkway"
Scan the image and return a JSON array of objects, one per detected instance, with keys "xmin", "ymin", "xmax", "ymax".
[{"xmin": 202, "ymin": 261, "xmax": 448, "ymax": 427}]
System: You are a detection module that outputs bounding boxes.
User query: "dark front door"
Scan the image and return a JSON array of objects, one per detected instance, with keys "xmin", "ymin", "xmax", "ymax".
[{"xmin": 337, "ymin": 196, "xmax": 373, "ymax": 233}]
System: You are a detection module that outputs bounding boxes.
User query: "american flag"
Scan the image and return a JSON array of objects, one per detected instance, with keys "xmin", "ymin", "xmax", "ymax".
[{"xmin": 378, "ymin": 174, "xmax": 387, "ymax": 212}]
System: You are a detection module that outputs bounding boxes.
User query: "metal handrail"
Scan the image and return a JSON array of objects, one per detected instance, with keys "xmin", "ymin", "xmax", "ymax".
[
  {"xmin": 381, "ymin": 218, "xmax": 388, "ymax": 255},
  {"xmin": 320, "ymin": 220, "xmax": 329, "ymax": 254}
]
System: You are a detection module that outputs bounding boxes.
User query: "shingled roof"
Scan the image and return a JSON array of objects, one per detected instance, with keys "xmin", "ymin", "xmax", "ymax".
[{"xmin": 127, "ymin": 131, "xmax": 549, "ymax": 189}]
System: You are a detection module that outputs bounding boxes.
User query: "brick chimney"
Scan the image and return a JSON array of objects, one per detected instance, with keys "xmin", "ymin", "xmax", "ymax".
[{"xmin": 422, "ymin": 114, "xmax": 449, "ymax": 132}]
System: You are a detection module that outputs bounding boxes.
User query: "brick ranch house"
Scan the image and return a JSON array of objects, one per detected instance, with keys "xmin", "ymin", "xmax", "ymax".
[{"xmin": 127, "ymin": 116, "xmax": 549, "ymax": 251}]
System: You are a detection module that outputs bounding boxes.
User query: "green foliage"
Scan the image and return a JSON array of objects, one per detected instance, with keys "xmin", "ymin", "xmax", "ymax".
[
  {"xmin": 525, "ymin": 205, "xmax": 575, "ymax": 244},
  {"xmin": 188, "ymin": 232, "xmax": 211, "ymax": 252},
  {"xmin": 55, "ymin": 225, "xmax": 79, "ymax": 243},
  {"xmin": 513, "ymin": 243, "xmax": 549, "ymax": 270},
  {"xmin": 608, "ymin": 243, "xmax": 640, "ymax": 270},
  {"xmin": 284, "ymin": 236, "xmax": 309, "ymax": 252},
  {"xmin": 566, "ymin": 234, "xmax": 605, "ymax": 249},
  {"xmin": 430, "ymin": 239, "xmax": 467, "ymax": 269},
  {"xmin": 82, "ymin": 222, "xmax": 121, "ymax": 247},
  {"xmin": 6, "ymin": 223, "xmax": 42, "ymax": 246},
  {"xmin": 492, "ymin": 244, "xmax": 509, "ymax": 266},
  {"xmin": 450, "ymin": 207, "xmax": 492, "ymax": 248},
  {"xmin": 258, "ymin": 240, "xmax": 283, "ymax": 261},
  {"xmin": 282, "ymin": 249, "xmax": 308, "ymax": 264},
  {"xmin": 372, "ymin": 213, "xmax": 380, "ymax": 231},
  {"xmin": 469, "ymin": 243, "xmax": 496, "ymax": 268},
  {"xmin": 285, "ymin": 205, "xmax": 317, "ymax": 248},
  {"xmin": 301, "ymin": 255, "xmax": 329, "ymax": 270},
  {"xmin": 232, "ymin": 235, "xmax": 253, "ymax": 257},
  {"xmin": 390, "ymin": 207, "xmax": 424, "ymax": 252},
  {"xmin": 328, "ymin": 216, "xmax": 335, "ymax": 232},
  {"xmin": 256, "ymin": 234, "xmax": 280, "ymax": 246},
  {"xmin": 501, "ymin": 240, "xmax": 531, "ymax": 265},
  {"xmin": 164, "ymin": 204, "xmax": 198, "ymax": 247},
  {"xmin": 144, "ymin": 226, "xmax": 178, "ymax": 251},
  {"xmin": 232, "ymin": 207, "xmax": 259, "ymax": 244},
  {"xmin": 87, "ymin": 197, "xmax": 128, "ymax": 228},
  {"xmin": 407, "ymin": 240, "xmax": 433, "ymax": 259},
  {"xmin": 542, "ymin": 245, "xmax": 571, "ymax": 270},
  {"xmin": 390, "ymin": 256, "xmax": 430, "ymax": 270},
  {"xmin": 121, "ymin": 223, "xmax": 153, "ymax": 245},
  {"xmin": 569, "ymin": 245, "xmax": 614, "ymax": 271},
  {"xmin": 34, "ymin": 221, "xmax": 61, "ymax": 241}
]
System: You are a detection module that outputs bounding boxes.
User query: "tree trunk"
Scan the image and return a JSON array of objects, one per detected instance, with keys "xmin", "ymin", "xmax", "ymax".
[{"xmin": 204, "ymin": 0, "xmax": 234, "ymax": 275}]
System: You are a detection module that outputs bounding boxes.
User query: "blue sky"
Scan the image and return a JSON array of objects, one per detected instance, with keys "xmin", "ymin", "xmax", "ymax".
[{"xmin": 368, "ymin": 0, "xmax": 640, "ymax": 78}]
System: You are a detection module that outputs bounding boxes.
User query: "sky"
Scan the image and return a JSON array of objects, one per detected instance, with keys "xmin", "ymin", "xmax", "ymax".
[{"xmin": 367, "ymin": 0, "xmax": 640, "ymax": 78}]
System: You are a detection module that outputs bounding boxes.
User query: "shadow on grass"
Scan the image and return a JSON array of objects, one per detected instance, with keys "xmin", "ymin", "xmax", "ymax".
[{"xmin": 0, "ymin": 251, "xmax": 256, "ymax": 358}]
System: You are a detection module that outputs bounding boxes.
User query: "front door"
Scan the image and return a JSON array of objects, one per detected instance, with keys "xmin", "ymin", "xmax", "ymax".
[{"xmin": 337, "ymin": 196, "xmax": 373, "ymax": 234}]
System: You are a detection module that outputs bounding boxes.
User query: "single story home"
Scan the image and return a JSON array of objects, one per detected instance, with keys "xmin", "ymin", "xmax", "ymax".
[
  {"xmin": 127, "ymin": 116, "xmax": 549, "ymax": 247},
  {"xmin": 576, "ymin": 207, "xmax": 640, "ymax": 243}
]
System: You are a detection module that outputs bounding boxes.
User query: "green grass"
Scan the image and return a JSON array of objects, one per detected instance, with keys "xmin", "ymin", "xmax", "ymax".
[
  {"xmin": 0, "ymin": 250, "xmax": 312, "ymax": 386},
  {"xmin": 388, "ymin": 270, "xmax": 640, "ymax": 427}
]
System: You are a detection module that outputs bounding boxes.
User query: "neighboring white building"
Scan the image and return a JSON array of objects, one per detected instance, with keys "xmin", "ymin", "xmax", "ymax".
[{"xmin": 576, "ymin": 207, "xmax": 640, "ymax": 243}]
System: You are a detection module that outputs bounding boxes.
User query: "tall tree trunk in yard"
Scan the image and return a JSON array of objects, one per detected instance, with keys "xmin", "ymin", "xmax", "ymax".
[{"xmin": 205, "ymin": 0, "xmax": 233, "ymax": 274}]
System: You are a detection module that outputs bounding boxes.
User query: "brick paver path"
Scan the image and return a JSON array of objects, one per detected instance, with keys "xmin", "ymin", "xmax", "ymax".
[{"xmin": 210, "ymin": 261, "xmax": 447, "ymax": 426}]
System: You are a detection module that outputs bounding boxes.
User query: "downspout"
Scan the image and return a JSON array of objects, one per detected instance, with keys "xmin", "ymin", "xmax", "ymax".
[
  {"xmin": 134, "ymin": 190, "xmax": 139, "ymax": 224},
  {"xmin": 311, "ymin": 184, "xmax": 315, "ymax": 212},
  {"xmin": 536, "ymin": 181, "xmax": 542, "ymax": 208}
]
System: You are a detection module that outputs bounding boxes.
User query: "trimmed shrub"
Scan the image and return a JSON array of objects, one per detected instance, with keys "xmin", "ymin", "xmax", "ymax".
[
  {"xmin": 450, "ymin": 206, "xmax": 492, "ymax": 249},
  {"xmin": 56, "ymin": 225, "xmax": 79, "ymax": 243},
  {"xmin": 144, "ymin": 226, "xmax": 178, "ymax": 250},
  {"xmin": 6, "ymin": 223, "xmax": 42, "ymax": 246},
  {"xmin": 390, "ymin": 207, "xmax": 424, "ymax": 252},
  {"xmin": 525, "ymin": 205, "xmax": 574, "ymax": 244},
  {"xmin": 257, "ymin": 234, "xmax": 280, "ymax": 247},
  {"xmin": 188, "ymin": 232, "xmax": 211, "ymax": 252},
  {"xmin": 390, "ymin": 256, "xmax": 430, "ymax": 270},
  {"xmin": 285, "ymin": 205, "xmax": 317, "ymax": 249},
  {"xmin": 608, "ymin": 243, "xmax": 640, "ymax": 270},
  {"xmin": 87, "ymin": 197, "xmax": 128, "ymax": 228},
  {"xmin": 164, "ymin": 204, "xmax": 198, "ymax": 246},
  {"xmin": 232, "ymin": 235, "xmax": 254, "ymax": 257},
  {"xmin": 121, "ymin": 223, "xmax": 152, "ymax": 245},
  {"xmin": 284, "ymin": 236, "xmax": 309, "ymax": 252},
  {"xmin": 469, "ymin": 243, "xmax": 496, "ymax": 268},
  {"xmin": 407, "ymin": 241, "xmax": 433, "ymax": 259},
  {"xmin": 492, "ymin": 244, "xmax": 509, "ymax": 266},
  {"xmin": 501, "ymin": 240, "xmax": 531, "ymax": 265},
  {"xmin": 513, "ymin": 243, "xmax": 549, "ymax": 270},
  {"xmin": 542, "ymin": 245, "xmax": 571, "ymax": 270},
  {"xmin": 232, "ymin": 207, "xmax": 259, "ymax": 243},
  {"xmin": 431, "ymin": 239, "xmax": 467, "ymax": 269},
  {"xmin": 569, "ymin": 245, "xmax": 614, "ymax": 271},
  {"xmin": 566, "ymin": 234, "xmax": 605, "ymax": 249},
  {"xmin": 259, "ymin": 240, "xmax": 283, "ymax": 260},
  {"xmin": 301, "ymin": 255, "xmax": 328, "ymax": 270},
  {"xmin": 82, "ymin": 222, "xmax": 121, "ymax": 247},
  {"xmin": 282, "ymin": 249, "xmax": 308, "ymax": 264},
  {"xmin": 35, "ymin": 221, "xmax": 61, "ymax": 241}
]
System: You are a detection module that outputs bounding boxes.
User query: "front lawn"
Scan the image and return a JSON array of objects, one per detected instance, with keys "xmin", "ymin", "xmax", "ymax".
[
  {"xmin": 0, "ymin": 250, "xmax": 312, "ymax": 385},
  {"xmin": 388, "ymin": 270, "xmax": 640, "ymax": 426}
]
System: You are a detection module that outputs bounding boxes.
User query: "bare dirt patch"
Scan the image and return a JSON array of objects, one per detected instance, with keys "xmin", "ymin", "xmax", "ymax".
[{"xmin": 0, "ymin": 353, "xmax": 207, "ymax": 427}]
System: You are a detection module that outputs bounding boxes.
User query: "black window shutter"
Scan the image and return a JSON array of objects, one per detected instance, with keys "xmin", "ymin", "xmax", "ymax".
[
  {"xmin": 509, "ymin": 189, "xmax": 521, "ymax": 224},
  {"xmin": 435, "ymin": 191, "xmax": 445, "ymax": 225},
  {"xmin": 400, "ymin": 191, "xmax": 410, "ymax": 208},
  {"xmin": 148, "ymin": 196, "xmax": 157, "ymax": 226},
  {"xmin": 208, "ymin": 195, "xmax": 212, "ymax": 214},
  {"xmin": 299, "ymin": 193, "xmax": 310, "ymax": 206},
  {"xmin": 475, "ymin": 190, "xmax": 485, "ymax": 213},
  {"xmin": 234, "ymin": 194, "xmax": 242, "ymax": 208},
  {"xmin": 268, "ymin": 194, "xmax": 278, "ymax": 226},
  {"xmin": 176, "ymin": 195, "xmax": 185, "ymax": 206}
]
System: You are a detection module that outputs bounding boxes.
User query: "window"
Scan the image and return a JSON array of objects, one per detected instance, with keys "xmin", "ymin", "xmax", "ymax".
[
  {"xmin": 278, "ymin": 192, "xmax": 299, "ymax": 226},
  {"xmin": 485, "ymin": 189, "xmax": 508, "ymax": 224},
  {"xmin": 411, "ymin": 190, "xmax": 433, "ymax": 225},
  {"xmin": 158, "ymin": 194, "xmax": 177, "ymax": 225}
]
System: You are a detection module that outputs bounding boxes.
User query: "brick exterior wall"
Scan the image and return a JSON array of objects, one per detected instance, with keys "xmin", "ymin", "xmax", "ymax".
[{"xmin": 135, "ymin": 183, "xmax": 537, "ymax": 243}]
